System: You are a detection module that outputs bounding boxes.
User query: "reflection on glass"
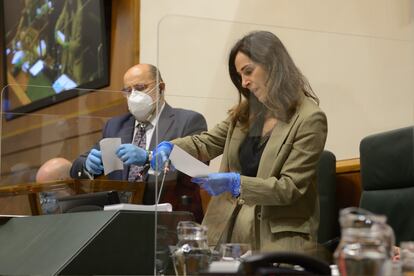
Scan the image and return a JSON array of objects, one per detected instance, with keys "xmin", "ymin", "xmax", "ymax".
[{"xmin": 220, "ymin": 243, "xmax": 251, "ymax": 261}]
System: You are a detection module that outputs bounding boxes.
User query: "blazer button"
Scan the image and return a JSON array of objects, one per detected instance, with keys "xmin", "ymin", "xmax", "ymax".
[
  {"xmin": 256, "ymin": 212, "xmax": 262, "ymax": 220},
  {"xmin": 237, "ymin": 198, "xmax": 245, "ymax": 205}
]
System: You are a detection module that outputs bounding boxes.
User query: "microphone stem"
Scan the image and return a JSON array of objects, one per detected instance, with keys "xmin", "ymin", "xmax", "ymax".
[{"xmin": 156, "ymin": 170, "xmax": 167, "ymax": 205}]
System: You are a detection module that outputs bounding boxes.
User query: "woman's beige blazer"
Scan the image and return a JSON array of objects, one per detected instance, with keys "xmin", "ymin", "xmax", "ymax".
[{"xmin": 173, "ymin": 97, "xmax": 328, "ymax": 252}]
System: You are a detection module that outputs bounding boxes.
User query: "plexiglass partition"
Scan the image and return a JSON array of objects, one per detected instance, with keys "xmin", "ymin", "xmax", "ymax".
[
  {"xmin": 0, "ymin": 85, "xmax": 167, "ymax": 273},
  {"xmin": 0, "ymin": 11, "xmax": 413, "ymax": 274},
  {"xmin": 0, "ymin": 80, "xmax": 202, "ymax": 274},
  {"xmin": 156, "ymin": 16, "xmax": 245, "ymax": 276},
  {"xmin": 0, "ymin": 85, "xmax": 140, "ymax": 201},
  {"xmin": 156, "ymin": 14, "xmax": 414, "ymax": 274}
]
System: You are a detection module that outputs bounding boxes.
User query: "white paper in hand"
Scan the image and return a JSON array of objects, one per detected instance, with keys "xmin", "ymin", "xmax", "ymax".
[
  {"xmin": 99, "ymin": 138, "xmax": 124, "ymax": 175},
  {"xmin": 169, "ymin": 145, "xmax": 212, "ymax": 177}
]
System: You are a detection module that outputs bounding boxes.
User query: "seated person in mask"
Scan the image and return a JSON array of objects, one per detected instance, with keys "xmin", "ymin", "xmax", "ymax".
[{"xmin": 70, "ymin": 64, "xmax": 207, "ymax": 222}]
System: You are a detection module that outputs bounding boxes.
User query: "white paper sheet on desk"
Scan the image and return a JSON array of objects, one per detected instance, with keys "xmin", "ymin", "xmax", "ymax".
[
  {"xmin": 99, "ymin": 138, "xmax": 124, "ymax": 175},
  {"xmin": 170, "ymin": 145, "xmax": 213, "ymax": 177}
]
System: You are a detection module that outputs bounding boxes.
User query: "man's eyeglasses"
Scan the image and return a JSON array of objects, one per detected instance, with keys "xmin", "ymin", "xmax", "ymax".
[{"xmin": 121, "ymin": 81, "xmax": 156, "ymax": 94}]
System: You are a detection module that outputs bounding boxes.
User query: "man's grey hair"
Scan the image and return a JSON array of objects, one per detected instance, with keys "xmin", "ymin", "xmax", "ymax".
[{"xmin": 148, "ymin": 64, "xmax": 164, "ymax": 82}]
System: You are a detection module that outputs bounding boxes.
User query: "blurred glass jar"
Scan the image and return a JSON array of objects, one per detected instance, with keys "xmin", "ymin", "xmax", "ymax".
[
  {"xmin": 39, "ymin": 192, "xmax": 60, "ymax": 214},
  {"xmin": 334, "ymin": 207, "xmax": 395, "ymax": 276},
  {"xmin": 401, "ymin": 241, "xmax": 414, "ymax": 276},
  {"xmin": 172, "ymin": 221, "xmax": 211, "ymax": 275}
]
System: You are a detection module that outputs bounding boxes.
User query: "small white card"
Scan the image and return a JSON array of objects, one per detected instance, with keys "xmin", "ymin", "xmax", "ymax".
[
  {"xmin": 169, "ymin": 145, "xmax": 212, "ymax": 177},
  {"xmin": 99, "ymin": 138, "xmax": 123, "ymax": 175}
]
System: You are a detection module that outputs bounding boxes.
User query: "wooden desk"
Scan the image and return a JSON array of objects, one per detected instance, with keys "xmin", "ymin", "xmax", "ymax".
[
  {"xmin": 336, "ymin": 158, "xmax": 362, "ymax": 209},
  {"xmin": 0, "ymin": 179, "xmax": 146, "ymax": 215}
]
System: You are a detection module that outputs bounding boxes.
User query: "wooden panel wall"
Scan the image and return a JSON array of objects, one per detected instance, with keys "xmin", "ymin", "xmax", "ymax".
[
  {"xmin": 0, "ymin": 3, "xmax": 3, "ymax": 97},
  {"xmin": 0, "ymin": 0, "xmax": 140, "ymax": 186}
]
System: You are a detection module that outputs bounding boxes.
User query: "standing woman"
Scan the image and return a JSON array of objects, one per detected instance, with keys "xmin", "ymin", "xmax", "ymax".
[{"xmin": 152, "ymin": 30, "xmax": 327, "ymax": 253}]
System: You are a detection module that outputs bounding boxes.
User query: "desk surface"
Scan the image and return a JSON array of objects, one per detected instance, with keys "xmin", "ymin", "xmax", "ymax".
[
  {"xmin": 0, "ymin": 179, "xmax": 145, "ymax": 197},
  {"xmin": 0, "ymin": 179, "xmax": 147, "ymax": 215}
]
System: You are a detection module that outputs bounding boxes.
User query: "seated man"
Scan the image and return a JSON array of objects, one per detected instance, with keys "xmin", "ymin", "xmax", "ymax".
[
  {"xmin": 70, "ymin": 64, "xmax": 207, "ymax": 222},
  {"xmin": 36, "ymin": 157, "xmax": 74, "ymax": 214},
  {"xmin": 36, "ymin": 157, "xmax": 72, "ymax": 183}
]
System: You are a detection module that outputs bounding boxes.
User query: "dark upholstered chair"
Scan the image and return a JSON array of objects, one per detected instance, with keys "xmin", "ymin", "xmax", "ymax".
[
  {"xmin": 317, "ymin": 150, "xmax": 338, "ymax": 245},
  {"xmin": 241, "ymin": 251, "xmax": 331, "ymax": 275},
  {"xmin": 359, "ymin": 126, "xmax": 414, "ymax": 244}
]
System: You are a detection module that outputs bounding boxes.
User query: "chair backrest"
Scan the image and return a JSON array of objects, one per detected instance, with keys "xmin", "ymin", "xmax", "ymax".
[
  {"xmin": 359, "ymin": 126, "xmax": 414, "ymax": 244},
  {"xmin": 241, "ymin": 251, "xmax": 331, "ymax": 275},
  {"xmin": 317, "ymin": 150, "xmax": 338, "ymax": 244}
]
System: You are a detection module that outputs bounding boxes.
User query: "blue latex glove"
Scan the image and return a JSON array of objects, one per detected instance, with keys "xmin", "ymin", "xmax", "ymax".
[
  {"xmin": 85, "ymin": 149, "xmax": 104, "ymax": 175},
  {"xmin": 116, "ymin": 144, "xmax": 148, "ymax": 166},
  {"xmin": 151, "ymin": 141, "xmax": 174, "ymax": 172},
  {"xmin": 192, "ymin": 172, "xmax": 241, "ymax": 197}
]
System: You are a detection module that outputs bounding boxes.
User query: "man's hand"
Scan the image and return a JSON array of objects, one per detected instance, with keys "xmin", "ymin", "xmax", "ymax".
[
  {"xmin": 116, "ymin": 144, "xmax": 148, "ymax": 166},
  {"xmin": 85, "ymin": 149, "xmax": 104, "ymax": 175},
  {"xmin": 151, "ymin": 141, "xmax": 174, "ymax": 172}
]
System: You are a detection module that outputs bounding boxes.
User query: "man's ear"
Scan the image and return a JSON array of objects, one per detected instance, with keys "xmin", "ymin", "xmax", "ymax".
[{"xmin": 158, "ymin": 82, "xmax": 165, "ymax": 94}]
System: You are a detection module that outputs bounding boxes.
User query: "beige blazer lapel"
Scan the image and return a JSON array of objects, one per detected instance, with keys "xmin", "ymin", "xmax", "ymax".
[{"xmin": 257, "ymin": 113, "xmax": 299, "ymax": 177}]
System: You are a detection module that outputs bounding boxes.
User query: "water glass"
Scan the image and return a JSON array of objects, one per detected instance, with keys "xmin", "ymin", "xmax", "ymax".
[
  {"xmin": 172, "ymin": 221, "xmax": 211, "ymax": 276},
  {"xmin": 220, "ymin": 243, "xmax": 251, "ymax": 261},
  {"xmin": 401, "ymin": 241, "xmax": 414, "ymax": 276}
]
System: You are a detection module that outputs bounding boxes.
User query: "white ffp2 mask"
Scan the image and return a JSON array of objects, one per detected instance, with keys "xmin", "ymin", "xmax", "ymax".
[{"xmin": 127, "ymin": 89, "xmax": 155, "ymax": 121}]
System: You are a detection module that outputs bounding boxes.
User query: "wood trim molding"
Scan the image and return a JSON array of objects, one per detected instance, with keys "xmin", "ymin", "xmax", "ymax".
[{"xmin": 336, "ymin": 158, "xmax": 360, "ymax": 174}]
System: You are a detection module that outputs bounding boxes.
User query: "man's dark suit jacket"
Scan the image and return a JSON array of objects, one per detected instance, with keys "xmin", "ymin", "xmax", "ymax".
[{"xmin": 70, "ymin": 103, "xmax": 208, "ymax": 222}]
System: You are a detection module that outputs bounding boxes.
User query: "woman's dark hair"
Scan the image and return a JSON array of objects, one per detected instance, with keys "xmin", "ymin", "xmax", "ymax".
[{"xmin": 228, "ymin": 31, "xmax": 318, "ymax": 127}]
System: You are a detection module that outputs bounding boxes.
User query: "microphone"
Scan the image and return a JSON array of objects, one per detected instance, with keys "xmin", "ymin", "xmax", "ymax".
[{"xmin": 156, "ymin": 160, "xmax": 171, "ymax": 204}]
